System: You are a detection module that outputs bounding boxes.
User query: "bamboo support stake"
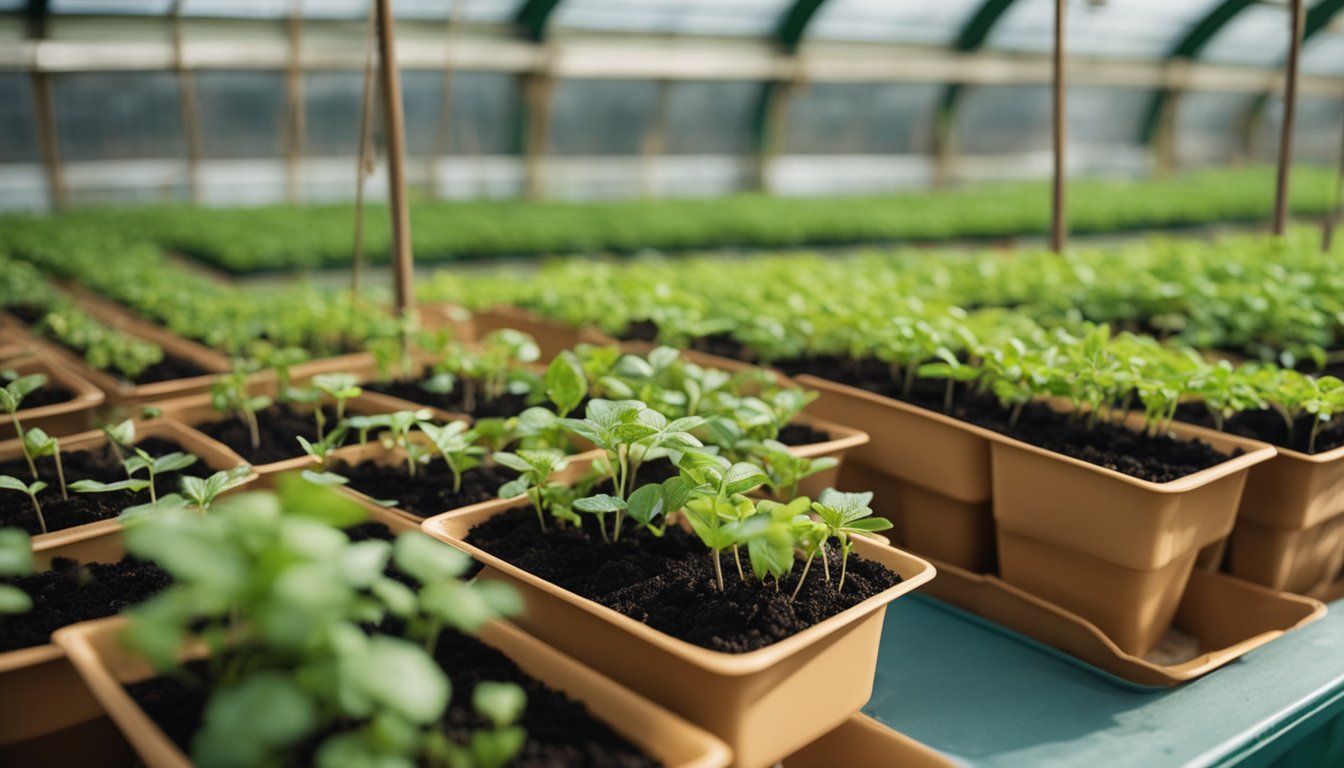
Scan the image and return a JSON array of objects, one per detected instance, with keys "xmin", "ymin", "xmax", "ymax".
[
  {"xmin": 1274, "ymin": 0, "xmax": 1305, "ymax": 237},
  {"xmin": 1050, "ymin": 0, "xmax": 1067, "ymax": 254},
  {"xmin": 377, "ymin": 0, "xmax": 415, "ymax": 317},
  {"xmin": 31, "ymin": 72, "xmax": 66, "ymax": 212}
]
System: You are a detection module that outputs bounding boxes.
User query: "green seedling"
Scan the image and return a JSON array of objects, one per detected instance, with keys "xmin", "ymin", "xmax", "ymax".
[
  {"xmin": 419, "ymin": 421, "xmax": 485, "ymax": 493},
  {"xmin": 103, "ymin": 419, "xmax": 137, "ymax": 474},
  {"xmin": 544, "ymin": 351, "xmax": 588, "ymax": 418},
  {"xmin": 0, "ymin": 374, "xmax": 47, "ymax": 480},
  {"xmin": 22, "ymin": 427, "xmax": 67, "ymax": 500},
  {"xmin": 0, "ymin": 476, "xmax": 48, "ymax": 534},
  {"xmin": 749, "ymin": 439, "xmax": 838, "ymax": 500},
  {"xmin": 810, "ymin": 489, "xmax": 892, "ymax": 592},
  {"xmin": 180, "ymin": 465, "xmax": 252, "ymax": 513},
  {"xmin": 311, "ymin": 372, "xmax": 362, "ymax": 441},
  {"xmin": 0, "ymin": 527, "xmax": 33, "ymax": 613},
  {"xmin": 210, "ymin": 366, "xmax": 272, "ymax": 451},
  {"xmin": 495, "ymin": 449, "xmax": 570, "ymax": 530},
  {"xmin": 72, "ymin": 448, "xmax": 198, "ymax": 504}
]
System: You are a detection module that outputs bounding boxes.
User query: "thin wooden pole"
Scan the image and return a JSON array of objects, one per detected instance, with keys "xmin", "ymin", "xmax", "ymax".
[
  {"xmin": 377, "ymin": 0, "xmax": 414, "ymax": 316},
  {"xmin": 522, "ymin": 72, "xmax": 555, "ymax": 201},
  {"xmin": 1274, "ymin": 0, "xmax": 1305, "ymax": 237},
  {"xmin": 1050, "ymin": 0, "xmax": 1067, "ymax": 253},
  {"xmin": 31, "ymin": 72, "xmax": 65, "ymax": 212}
]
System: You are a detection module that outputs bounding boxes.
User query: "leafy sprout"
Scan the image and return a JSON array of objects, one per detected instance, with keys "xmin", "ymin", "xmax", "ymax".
[
  {"xmin": 419, "ymin": 421, "xmax": 486, "ymax": 493},
  {"xmin": 22, "ymin": 427, "xmax": 67, "ymax": 500},
  {"xmin": 810, "ymin": 490, "xmax": 892, "ymax": 592},
  {"xmin": 180, "ymin": 465, "xmax": 253, "ymax": 513},
  {"xmin": 0, "ymin": 475, "xmax": 48, "ymax": 534},
  {"xmin": 0, "ymin": 528, "xmax": 33, "ymax": 613},
  {"xmin": 494, "ymin": 449, "xmax": 570, "ymax": 530},
  {"xmin": 71, "ymin": 447, "xmax": 198, "ymax": 504},
  {"xmin": 0, "ymin": 373, "xmax": 47, "ymax": 480},
  {"xmin": 311, "ymin": 372, "xmax": 362, "ymax": 440},
  {"xmin": 210, "ymin": 365, "xmax": 272, "ymax": 452}
]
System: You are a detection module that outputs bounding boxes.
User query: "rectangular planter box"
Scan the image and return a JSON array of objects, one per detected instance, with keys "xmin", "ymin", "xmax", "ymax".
[
  {"xmin": 1226, "ymin": 442, "xmax": 1344, "ymax": 596},
  {"xmin": 422, "ymin": 501, "xmax": 935, "ymax": 768},
  {"xmin": 783, "ymin": 714, "xmax": 956, "ymax": 768},
  {"xmin": 797, "ymin": 373, "xmax": 999, "ymax": 572},
  {"xmin": 53, "ymin": 616, "xmax": 731, "ymax": 768},
  {"xmin": 0, "ymin": 349, "xmax": 105, "ymax": 441},
  {"xmin": 472, "ymin": 305, "xmax": 617, "ymax": 361},
  {"xmin": 990, "ymin": 416, "xmax": 1277, "ymax": 656}
]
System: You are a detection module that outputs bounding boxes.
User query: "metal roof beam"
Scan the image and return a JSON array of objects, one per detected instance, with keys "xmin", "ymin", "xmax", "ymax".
[
  {"xmin": 515, "ymin": 0, "xmax": 564, "ymax": 43},
  {"xmin": 1234, "ymin": 0, "xmax": 1344, "ymax": 151}
]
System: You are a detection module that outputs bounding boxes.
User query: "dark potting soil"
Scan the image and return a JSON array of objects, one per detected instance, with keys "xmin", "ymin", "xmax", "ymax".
[
  {"xmin": 0, "ymin": 437, "xmax": 214, "ymax": 535},
  {"xmin": 131, "ymin": 354, "xmax": 210, "ymax": 386},
  {"xmin": 466, "ymin": 506, "xmax": 901, "ymax": 654},
  {"xmin": 332, "ymin": 460, "xmax": 519, "ymax": 519},
  {"xmin": 195, "ymin": 402, "xmax": 330, "ymax": 465},
  {"xmin": 8, "ymin": 384, "xmax": 75, "ymax": 409},
  {"xmin": 126, "ymin": 632, "xmax": 659, "ymax": 768},
  {"xmin": 363, "ymin": 378, "xmax": 536, "ymax": 420},
  {"xmin": 0, "ymin": 556, "xmax": 171, "ymax": 652},
  {"xmin": 1174, "ymin": 402, "xmax": 1344, "ymax": 455},
  {"xmin": 767, "ymin": 355, "xmax": 1232, "ymax": 483},
  {"xmin": 776, "ymin": 422, "xmax": 830, "ymax": 446}
]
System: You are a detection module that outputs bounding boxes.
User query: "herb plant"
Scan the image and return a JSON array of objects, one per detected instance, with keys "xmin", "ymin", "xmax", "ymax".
[{"xmin": 210, "ymin": 367, "xmax": 272, "ymax": 452}]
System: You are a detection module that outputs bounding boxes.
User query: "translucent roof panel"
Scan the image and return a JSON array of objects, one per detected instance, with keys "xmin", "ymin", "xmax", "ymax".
[
  {"xmin": 1199, "ymin": 4, "xmax": 1291, "ymax": 67},
  {"xmin": 383, "ymin": 0, "xmax": 525, "ymax": 23},
  {"xmin": 806, "ymin": 0, "xmax": 983, "ymax": 46},
  {"xmin": 552, "ymin": 0, "xmax": 793, "ymax": 38},
  {"xmin": 179, "ymin": 0, "xmax": 291, "ymax": 19},
  {"xmin": 785, "ymin": 83, "xmax": 942, "ymax": 153},
  {"xmin": 987, "ymin": 0, "xmax": 1226, "ymax": 60},
  {"xmin": 51, "ymin": 0, "xmax": 173, "ymax": 14},
  {"xmin": 1302, "ymin": 30, "xmax": 1344, "ymax": 76}
]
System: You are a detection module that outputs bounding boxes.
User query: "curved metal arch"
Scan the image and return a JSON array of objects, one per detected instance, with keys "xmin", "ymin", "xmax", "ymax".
[
  {"xmin": 1137, "ymin": 0, "xmax": 1260, "ymax": 145},
  {"xmin": 778, "ymin": 0, "xmax": 830, "ymax": 54},
  {"xmin": 1235, "ymin": 0, "xmax": 1344, "ymax": 147},
  {"xmin": 515, "ymin": 0, "xmax": 565, "ymax": 42}
]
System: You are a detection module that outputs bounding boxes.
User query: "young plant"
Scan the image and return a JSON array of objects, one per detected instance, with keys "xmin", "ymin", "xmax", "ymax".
[
  {"xmin": 0, "ymin": 527, "xmax": 33, "ymax": 613},
  {"xmin": 21, "ymin": 427, "xmax": 67, "ymax": 500},
  {"xmin": 419, "ymin": 421, "xmax": 485, "ymax": 493},
  {"xmin": 71, "ymin": 448, "xmax": 198, "ymax": 504},
  {"xmin": 311, "ymin": 372, "xmax": 362, "ymax": 441},
  {"xmin": 0, "ymin": 476, "xmax": 48, "ymax": 534},
  {"xmin": 494, "ymin": 448, "xmax": 571, "ymax": 530},
  {"xmin": 361, "ymin": 410, "xmax": 432, "ymax": 479},
  {"xmin": 210, "ymin": 366, "xmax": 272, "ymax": 451},
  {"xmin": 810, "ymin": 489, "xmax": 892, "ymax": 592},
  {"xmin": 0, "ymin": 373, "xmax": 47, "ymax": 480},
  {"xmin": 296, "ymin": 424, "xmax": 351, "ymax": 487},
  {"xmin": 679, "ymin": 457, "xmax": 771, "ymax": 590},
  {"xmin": 180, "ymin": 465, "xmax": 253, "ymax": 513},
  {"xmin": 750, "ymin": 439, "xmax": 838, "ymax": 500},
  {"xmin": 102, "ymin": 418, "xmax": 137, "ymax": 475},
  {"xmin": 543, "ymin": 351, "xmax": 588, "ymax": 418}
]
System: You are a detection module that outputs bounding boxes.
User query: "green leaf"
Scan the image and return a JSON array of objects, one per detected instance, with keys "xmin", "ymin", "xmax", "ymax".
[
  {"xmin": 0, "ymin": 475, "xmax": 35, "ymax": 494},
  {"xmin": 193, "ymin": 671, "xmax": 318, "ymax": 768},
  {"xmin": 340, "ymin": 540, "xmax": 392, "ymax": 588},
  {"xmin": 4, "ymin": 374, "xmax": 46, "ymax": 405},
  {"xmin": 491, "ymin": 451, "xmax": 534, "ymax": 474},
  {"xmin": 392, "ymin": 531, "xmax": 469, "ymax": 584},
  {"xmin": 544, "ymin": 352, "xmax": 588, "ymax": 417},
  {"xmin": 625, "ymin": 484, "xmax": 665, "ymax": 527},
  {"xmin": 0, "ymin": 584, "xmax": 31, "ymax": 614},
  {"xmin": 0, "ymin": 528, "xmax": 33, "ymax": 577},
  {"xmin": 70, "ymin": 478, "xmax": 151, "ymax": 494},
  {"xmin": 573, "ymin": 494, "xmax": 627, "ymax": 514},
  {"xmin": 473, "ymin": 682, "xmax": 527, "ymax": 729},
  {"xmin": 723, "ymin": 462, "xmax": 769, "ymax": 496},
  {"xmin": 152, "ymin": 452, "xmax": 199, "ymax": 474},
  {"xmin": 498, "ymin": 477, "xmax": 529, "ymax": 499},
  {"xmin": 848, "ymin": 517, "xmax": 894, "ymax": 532},
  {"xmin": 22, "ymin": 428, "xmax": 55, "ymax": 457},
  {"xmin": 354, "ymin": 636, "xmax": 450, "ymax": 725},
  {"xmin": 300, "ymin": 469, "xmax": 350, "ymax": 487},
  {"xmin": 277, "ymin": 473, "xmax": 366, "ymax": 528}
]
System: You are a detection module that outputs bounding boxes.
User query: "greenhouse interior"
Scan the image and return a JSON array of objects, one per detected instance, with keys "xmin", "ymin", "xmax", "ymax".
[{"xmin": 2, "ymin": 0, "xmax": 1344, "ymax": 766}]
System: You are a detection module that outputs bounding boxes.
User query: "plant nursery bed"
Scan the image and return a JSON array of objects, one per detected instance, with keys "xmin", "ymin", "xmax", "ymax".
[
  {"xmin": 333, "ymin": 460, "xmax": 519, "ymax": 518},
  {"xmin": 1175, "ymin": 402, "xmax": 1344, "ymax": 454},
  {"xmin": 0, "ymin": 556, "xmax": 170, "ymax": 653},
  {"xmin": 126, "ymin": 631, "xmax": 660, "ymax": 768},
  {"xmin": 8, "ymin": 384, "xmax": 74, "ymax": 409},
  {"xmin": 465, "ymin": 506, "xmax": 901, "ymax": 653},
  {"xmin": 194, "ymin": 403, "xmax": 331, "ymax": 465},
  {"xmin": 362, "ymin": 377, "xmax": 540, "ymax": 420},
  {"xmin": 777, "ymin": 355, "xmax": 1231, "ymax": 482},
  {"xmin": 0, "ymin": 437, "xmax": 210, "ymax": 535}
]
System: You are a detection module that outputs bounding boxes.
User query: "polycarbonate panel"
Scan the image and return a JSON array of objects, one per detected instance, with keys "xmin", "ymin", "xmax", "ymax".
[
  {"xmin": 0, "ymin": 74, "xmax": 39, "ymax": 164},
  {"xmin": 299, "ymin": 0, "xmax": 366, "ymax": 19},
  {"xmin": 195, "ymin": 71, "xmax": 287, "ymax": 159},
  {"xmin": 784, "ymin": 83, "xmax": 941, "ymax": 154},
  {"xmin": 50, "ymin": 0, "xmax": 173, "ymax": 14},
  {"xmin": 1173, "ymin": 90, "xmax": 1256, "ymax": 166},
  {"xmin": 954, "ymin": 84, "xmax": 1052, "ymax": 154},
  {"xmin": 1067, "ymin": 86, "xmax": 1149, "ymax": 146},
  {"xmin": 807, "ymin": 0, "xmax": 984, "ymax": 46},
  {"xmin": 53, "ymin": 72, "xmax": 184, "ymax": 161},
  {"xmin": 988, "ymin": 0, "xmax": 1224, "ymax": 59},
  {"xmin": 664, "ymin": 81, "xmax": 757, "ymax": 154},
  {"xmin": 1200, "ymin": 4, "xmax": 1290, "ymax": 67},
  {"xmin": 550, "ymin": 79, "xmax": 658, "ymax": 156},
  {"xmin": 1258, "ymin": 94, "xmax": 1344, "ymax": 164},
  {"xmin": 395, "ymin": 0, "xmax": 526, "ymax": 22},
  {"xmin": 304, "ymin": 71, "xmax": 363, "ymax": 156},
  {"xmin": 1302, "ymin": 31, "xmax": 1344, "ymax": 76},
  {"xmin": 552, "ymin": 0, "xmax": 792, "ymax": 37},
  {"xmin": 180, "ymin": 0, "xmax": 289, "ymax": 18},
  {"xmin": 403, "ymin": 71, "xmax": 518, "ymax": 156}
]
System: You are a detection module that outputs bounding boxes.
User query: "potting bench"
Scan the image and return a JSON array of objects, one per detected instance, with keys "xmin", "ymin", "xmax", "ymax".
[{"xmin": 866, "ymin": 596, "xmax": 1344, "ymax": 767}]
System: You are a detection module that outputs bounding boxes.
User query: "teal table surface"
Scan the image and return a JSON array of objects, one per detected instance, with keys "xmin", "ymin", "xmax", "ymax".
[{"xmin": 863, "ymin": 596, "xmax": 1344, "ymax": 768}]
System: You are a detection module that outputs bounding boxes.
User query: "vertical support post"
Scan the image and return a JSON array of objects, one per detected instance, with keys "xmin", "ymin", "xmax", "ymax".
[
  {"xmin": 31, "ymin": 72, "xmax": 66, "ymax": 212},
  {"xmin": 377, "ymin": 0, "xmax": 415, "ymax": 316},
  {"xmin": 284, "ymin": 1, "xmax": 305, "ymax": 203},
  {"xmin": 1274, "ymin": 0, "xmax": 1305, "ymax": 237},
  {"xmin": 640, "ymin": 79, "xmax": 670, "ymax": 198},
  {"xmin": 1050, "ymin": 0, "xmax": 1067, "ymax": 253},
  {"xmin": 755, "ymin": 80, "xmax": 793, "ymax": 193},
  {"xmin": 1154, "ymin": 92, "xmax": 1178, "ymax": 177},
  {"xmin": 522, "ymin": 71, "xmax": 555, "ymax": 201},
  {"xmin": 172, "ymin": 1, "xmax": 202, "ymax": 203}
]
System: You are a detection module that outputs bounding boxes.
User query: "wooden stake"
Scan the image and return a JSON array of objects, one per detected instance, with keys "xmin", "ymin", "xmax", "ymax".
[
  {"xmin": 377, "ymin": 0, "xmax": 415, "ymax": 316},
  {"xmin": 31, "ymin": 72, "xmax": 65, "ymax": 212},
  {"xmin": 1274, "ymin": 0, "xmax": 1305, "ymax": 237},
  {"xmin": 1050, "ymin": 0, "xmax": 1067, "ymax": 254}
]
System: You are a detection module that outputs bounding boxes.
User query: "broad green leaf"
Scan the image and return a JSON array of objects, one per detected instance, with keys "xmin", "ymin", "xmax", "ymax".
[
  {"xmin": 573, "ymin": 494, "xmax": 627, "ymax": 514},
  {"xmin": 193, "ymin": 672, "xmax": 318, "ymax": 768},
  {"xmin": 300, "ymin": 469, "xmax": 350, "ymax": 487},
  {"xmin": 723, "ymin": 462, "xmax": 769, "ymax": 496},
  {"xmin": 277, "ymin": 473, "xmax": 366, "ymax": 528},
  {"xmin": 473, "ymin": 682, "xmax": 527, "ymax": 728},
  {"xmin": 0, "ymin": 528, "xmax": 33, "ymax": 577},
  {"xmin": 70, "ymin": 478, "xmax": 150, "ymax": 494},
  {"xmin": 544, "ymin": 352, "xmax": 588, "ymax": 417},
  {"xmin": 625, "ymin": 484, "xmax": 665, "ymax": 527},
  {"xmin": 392, "ymin": 531, "xmax": 469, "ymax": 584},
  {"xmin": 0, "ymin": 584, "xmax": 31, "ymax": 614},
  {"xmin": 340, "ymin": 540, "xmax": 392, "ymax": 588}
]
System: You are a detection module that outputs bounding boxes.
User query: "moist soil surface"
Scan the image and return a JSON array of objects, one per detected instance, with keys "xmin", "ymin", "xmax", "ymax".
[
  {"xmin": 467, "ymin": 506, "xmax": 902, "ymax": 654},
  {"xmin": 0, "ymin": 437, "xmax": 214, "ymax": 535},
  {"xmin": 0, "ymin": 556, "xmax": 171, "ymax": 652},
  {"xmin": 364, "ymin": 378, "xmax": 536, "ymax": 420},
  {"xmin": 195, "ymin": 402, "xmax": 333, "ymax": 465},
  {"xmin": 127, "ymin": 631, "xmax": 659, "ymax": 768},
  {"xmin": 777, "ymin": 422, "xmax": 829, "ymax": 446},
  {"xmin": 771, "ymin": 355, "xmax": 1233, "ymax": 483},
  {"xmin": 9, "ymin": 384, "xmax": 75, "ymax": 409},
  {"xmin": 332, "ymin": 460, "xmax": 519, "ymax": 519},
  {"xmin": 1175, "ymin": 402, "xmax": 1344, "ymax": 455}
]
